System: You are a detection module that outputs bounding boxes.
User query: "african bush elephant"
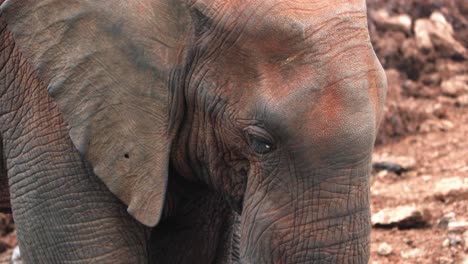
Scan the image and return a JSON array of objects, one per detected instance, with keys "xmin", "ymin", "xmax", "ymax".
[{"xmin": 0, "ymin": 0, "xmax": 387, "ymax": 263}]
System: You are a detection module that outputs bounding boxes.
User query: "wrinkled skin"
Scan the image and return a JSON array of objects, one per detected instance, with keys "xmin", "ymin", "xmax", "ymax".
[
  {"xmin": 0, "ymin": 134, "xmax": 9, "ymax": 210},
  {"xmin": 0, "ymin": 0, "xmax": 386, "ymax": 263}
]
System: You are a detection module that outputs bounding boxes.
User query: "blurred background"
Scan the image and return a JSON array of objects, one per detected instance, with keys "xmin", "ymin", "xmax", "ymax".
[
  {"xmin": 367, "ymin": 0, "xmax": 467, "ymax": 263},
  {"xmin": 0, "ymin": 0, "xmax": 467, "ymax": 263}
]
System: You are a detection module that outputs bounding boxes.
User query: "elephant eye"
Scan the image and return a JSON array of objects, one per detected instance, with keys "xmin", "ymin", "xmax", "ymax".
[
  {"xmin": 248, "ymin": 135, "xmax": 273, "ymax": 154},
  {"xmin": 245, "ymin": 127, "xmax": 275, "ymax": 155}
]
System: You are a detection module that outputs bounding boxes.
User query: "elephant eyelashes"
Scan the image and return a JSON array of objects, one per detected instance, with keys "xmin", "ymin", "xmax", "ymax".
[{"xmin": 244, "ymin": 127, "xmax": 275, "ymax": 155}]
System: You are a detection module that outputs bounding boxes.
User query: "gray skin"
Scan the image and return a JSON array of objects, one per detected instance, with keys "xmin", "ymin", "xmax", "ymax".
[
  {"xmin": 0, "ymin": 134, "xmax": 9, "ymax": 209},
  {"xmin": 0, "ymin": 0, "xmax": 387, "ymax": 263}
]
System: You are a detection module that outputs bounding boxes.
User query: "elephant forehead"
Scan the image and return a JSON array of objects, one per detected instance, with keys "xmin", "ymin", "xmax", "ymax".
[
  {"xmin": 190, "ymin": 0, "xmax": 371, "ymax": 75},
  {"xmin": 191, "ymin": 0, "xmax": 367, "ymax": 43},
  {"xmin": 191, "ymin": 0, "xmax": 366, "ymax": 18}
]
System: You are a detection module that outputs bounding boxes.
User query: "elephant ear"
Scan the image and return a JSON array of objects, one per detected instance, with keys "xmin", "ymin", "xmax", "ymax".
[{"xmin": 1, "ymin": 0, "xmax": 188, "ymax": 227}]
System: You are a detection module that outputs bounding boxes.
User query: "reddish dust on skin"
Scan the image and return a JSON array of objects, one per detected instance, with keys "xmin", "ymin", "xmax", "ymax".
[
  {"xmin": 316, "ymin": 86, "xmax": 344, "ymax": 132},
  {"xmin": 138, "ymin": 4, "xmax": 145, "ymax": 13},
  {"xmin": 256, "ymin": 62, "xmax": 313, "ymax": 101},
  {"xmin": 136, "ymin": 0, "xmax": 153, "ymax": 13}
]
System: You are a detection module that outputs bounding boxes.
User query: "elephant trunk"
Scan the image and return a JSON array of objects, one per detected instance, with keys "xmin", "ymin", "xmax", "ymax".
[{"xmin": 238, "ymin": 163, "xmax": 371, "ymax": 263}]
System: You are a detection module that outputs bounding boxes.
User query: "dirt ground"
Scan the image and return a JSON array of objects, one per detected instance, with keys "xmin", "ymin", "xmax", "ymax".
[
  {"xmin": 368, "ymin": 0, "xmax": 467, "ymax": 263},
  {"xmin": 370, "ymin": 107, "xmax": 468, "ymax": 264},
  {"xmin": 0, "ymin": 0, "xmax": 467, "ymax": 263}
]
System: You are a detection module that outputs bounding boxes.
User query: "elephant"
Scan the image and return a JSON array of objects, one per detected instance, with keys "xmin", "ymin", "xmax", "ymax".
[{"xmin": 0, "ymin": 0, "xmax": 387, "ymax": 263}]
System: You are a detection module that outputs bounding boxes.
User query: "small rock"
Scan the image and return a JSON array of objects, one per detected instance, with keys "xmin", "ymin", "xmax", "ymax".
[
  {"xmin": 434, "ymin": 177, "xmax": 468, "ymax": 201},
  {"xmin": 413, "ymin": 20, "xmax": 436, "ymax": 52},
  {"xmin": 437, "ymin": 61, "xmax": 468, "ymax": 80},
  {"xmin": 420, "ymin": 119, "xmax": 454, "ymax": 133},
  {"xmin": 372, "ymin": 154, "xmax": 416, "ymax": 173},
  {"xmin": 414, "ymin": 12, "xmax": 466, "ymax": 57},
  {"xmin": 372, "ymin": 205, "xmax": 431, "ymax": 228},
  {"xmin": 373, "ymin": 9, "xmax": 412, "ymax": 33},
  {"xmin": 421, "ymin": 73, "xmax": 441, "ymax": 86},
  {"xmin": 421, "ymin": 175, "xmax": 432, "ymax": 181},
  {"xmin": 442, "ymin": 238, "xmax": 450, "ymax": 247},
  {"xmin": 440, "ymin": 120, "xmax": 455, "ymax": 130},
  {"xmin": 456, "ymin": 95, "xmax": 468, "ymax": 107},
  {"xmin": 438, "ymin": 95, "xmax": 459, "ymax": 105},
  {"xmin": 438, "ymin": 212, "xmax": 456, "ymax": 229},
  {"xmin": 376, "ymin": 170, "xmax": 388, "ymax": 178},
  {"xmin": 373, "ymin": 162, "xmax": 406, "ymax": 175},
  {"xmin": 403, "ymin": 238, "xmax": 414, "ymax": 247},
  {"xmin": 444, "ymin": 233, "xmax": 464, "ymax": 247},
  {"xmin": 400, "ymin": 248, "xmax": 424, "ymax": 259},
  {"xmin": 448, "ymin": 221, "xmax": 468, "ymax": 233},
  {"xmin": 438, "ymin": 256, "xmax": 454, "ymax": 264},
  {"xmin": 377, "ymin": 242, "xmax": 393, "ymax": 256},
  {"xmin": 402, "ymin": 79, "xmax": 419, "ymax": 94},
  {"xmin": 441, "ymin": 75, "xmax": 468, "ymax": 97},
  {"xmin": 11, "ymin": 245, "xmax": 22, "ymax": 264},
  {"xmin": 432, "ymin": 104, "xmax": 450, "ymax": 119}
]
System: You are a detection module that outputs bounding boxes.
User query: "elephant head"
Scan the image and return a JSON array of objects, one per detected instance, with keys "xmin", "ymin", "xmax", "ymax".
[{"xmin": 2, "ymin": 0, "xmax": 386, "ymax": 262}]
